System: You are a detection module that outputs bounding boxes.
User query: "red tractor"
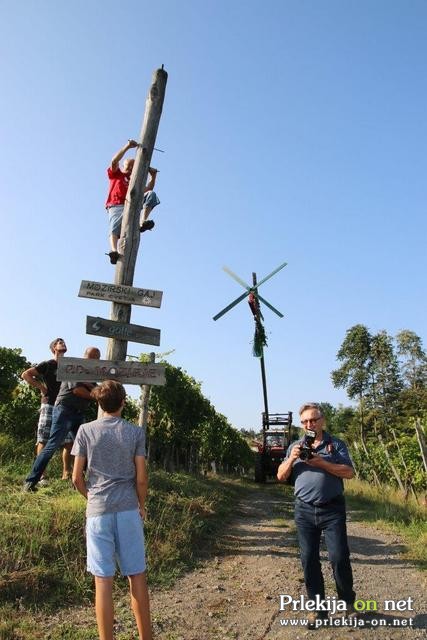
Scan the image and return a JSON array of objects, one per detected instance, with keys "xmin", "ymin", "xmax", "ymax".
[{"xmin": 254, "ymin": 412, "xmax": 294, "ymax": 483}]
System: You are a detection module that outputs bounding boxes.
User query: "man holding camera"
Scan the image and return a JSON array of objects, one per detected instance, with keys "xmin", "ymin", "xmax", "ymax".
[{"xmin": 277, "ymin": 403, "xmax": 355, "ymax": 627}]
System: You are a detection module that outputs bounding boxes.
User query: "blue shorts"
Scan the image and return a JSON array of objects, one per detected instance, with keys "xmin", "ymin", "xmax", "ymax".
[
  {"xmin": 107, "ymin": 191, "xmax": 160, "ymax": 237},
  {"xmin": 107, "ymin": 205, "xmax": 124, "ymax": 237},
  {"xmin": 86, "ymin": 509, "xmax": 146, "ymax": 577},
  {"xmin": 143, "ymin": 190, "xmax": 160, "ymax": 210}
]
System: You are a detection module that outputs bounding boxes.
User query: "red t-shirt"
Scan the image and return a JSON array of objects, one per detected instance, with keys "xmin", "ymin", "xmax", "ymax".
[{"xmin": 105, "ymin": 167, "xmax": 130, "ymax": 207}]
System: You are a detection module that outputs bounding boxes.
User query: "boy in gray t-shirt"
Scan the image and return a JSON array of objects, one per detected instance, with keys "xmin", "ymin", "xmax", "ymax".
[{"xmin": 72, "ymin": 380, "xmax": 152, "ymax": 640}]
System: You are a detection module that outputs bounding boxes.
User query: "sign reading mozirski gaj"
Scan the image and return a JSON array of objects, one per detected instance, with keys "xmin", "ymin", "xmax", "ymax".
[{"xmin": 78, "ymin": 280, "xmax": 162, "ymax": 307}]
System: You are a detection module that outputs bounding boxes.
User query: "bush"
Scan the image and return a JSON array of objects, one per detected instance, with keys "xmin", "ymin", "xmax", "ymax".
[{"xmin": 0, "ymin": 383, "xmax": 40, "ymax": 443}]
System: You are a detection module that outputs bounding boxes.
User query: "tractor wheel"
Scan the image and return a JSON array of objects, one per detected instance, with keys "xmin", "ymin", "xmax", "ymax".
[{"xmin": 254, "ymin": 453, "xmax": 266, "ymax": 483}]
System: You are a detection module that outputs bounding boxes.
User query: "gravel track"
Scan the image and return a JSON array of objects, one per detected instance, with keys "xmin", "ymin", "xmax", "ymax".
[{"xmin": 150, "ymin": 486, "xmax": 426, "ymax": 640}]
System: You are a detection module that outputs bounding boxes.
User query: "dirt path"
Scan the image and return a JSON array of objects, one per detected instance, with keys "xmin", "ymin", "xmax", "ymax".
[{"xmin": 149, "ymin": 486, "xmax": 426, "ymax": 640}]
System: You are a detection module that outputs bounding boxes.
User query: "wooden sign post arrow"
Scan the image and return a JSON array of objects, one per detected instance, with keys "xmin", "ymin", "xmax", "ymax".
[
  {"xmin": 57, "ymin": 357, "xmax": 165, "ymax": 386},
  {"xmin": 79, "ymin": 281, "xmax": 162, "ymax": 308},
  {"xmin": 86, "ymin": 316, "xmax": 160, "ymax": 346}
]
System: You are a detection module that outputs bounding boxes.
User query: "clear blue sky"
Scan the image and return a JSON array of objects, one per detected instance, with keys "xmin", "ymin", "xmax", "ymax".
[{"xmin": 1, "ymin": 1, "xmax": 426, "ymax": 429}]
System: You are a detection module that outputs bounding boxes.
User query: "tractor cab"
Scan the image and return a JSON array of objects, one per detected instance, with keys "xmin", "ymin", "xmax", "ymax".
[{"xmin": 254, "ymin": 412, "xmax": 294, "ymax": 482}]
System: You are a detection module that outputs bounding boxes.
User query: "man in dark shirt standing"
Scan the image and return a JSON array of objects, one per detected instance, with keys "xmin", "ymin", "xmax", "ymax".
[
  {"xmin": 23, "ymin": 347, "xmax": 100, "ymax": 492},
  {"xmin": 21, "ymin": 338, "xmax": 74, "ymax": 482},
  {"xmin": 277, "ymin": 403, "xmax": 355, "ymax": 627}
]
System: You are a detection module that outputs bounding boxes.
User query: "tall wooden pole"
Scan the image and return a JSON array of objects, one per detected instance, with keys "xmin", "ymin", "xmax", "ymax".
[
  {"xmin": 106, "ymin": 67, "xmax": 168, "ymax": 362},
  {"xmin": 252, "ymin": 273, "xmax": 269, "ymax": 423}
]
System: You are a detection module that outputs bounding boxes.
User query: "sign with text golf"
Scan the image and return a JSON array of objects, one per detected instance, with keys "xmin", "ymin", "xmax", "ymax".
[
  {"xmin": 79, "ymin": 280, "xmax": 162, "ymax": 307},
  {"xmin": 86, "ymin": 316, "xmax": 161, "ymax": 346},
  {"xmin": 57, "ymin": 357, "xmax": 166, "ymax": 386}
]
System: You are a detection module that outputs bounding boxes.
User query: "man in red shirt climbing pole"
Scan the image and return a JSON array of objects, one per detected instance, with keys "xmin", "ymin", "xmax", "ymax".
[{"xmin": 105, "ymin": 139, "xmax": 160, "ymax": 264}]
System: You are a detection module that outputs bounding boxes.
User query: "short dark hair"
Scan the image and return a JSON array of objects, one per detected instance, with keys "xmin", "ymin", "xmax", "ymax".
[
  {"xmin": 49, "ymin": 338, "xmax": 64, "ymax": 353},
  {"xmin": 91, "ymin": 380, "xmax": 126, "ymax": 413}
]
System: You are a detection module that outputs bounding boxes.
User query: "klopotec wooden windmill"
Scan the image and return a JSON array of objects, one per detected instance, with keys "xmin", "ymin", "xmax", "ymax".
[{"xmin": 213, "ymin": 260, "xmax": 287, "ymax": 416}]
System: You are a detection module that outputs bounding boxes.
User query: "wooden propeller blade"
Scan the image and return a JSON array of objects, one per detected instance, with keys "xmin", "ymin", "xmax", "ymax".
[
  {"xmin": 213, "ymin": 291, "xmax": 249, "ymax": 321},
  {"xmin": 222, "ymin": 266, "xmax": 251, "ymax": 291},
  {"xmin": 258, "ymin": 294, "xmax": 284, "ymax": 318},
  {"xmin": 256, "ymin": 261, "xmax": 288, "ymax": 289}
]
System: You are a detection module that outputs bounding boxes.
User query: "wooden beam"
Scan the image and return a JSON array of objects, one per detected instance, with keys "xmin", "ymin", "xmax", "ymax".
[
  {"xmin": 86, "ymin": 316, "xmax": 160, "ymax": 346},
  {"xmin": 57, "ymin": 356, "xmax": 165, "ymax": 386},
  {"xmin": 107, "ymin": 67, "xmax": 168, "ymax": 362}
]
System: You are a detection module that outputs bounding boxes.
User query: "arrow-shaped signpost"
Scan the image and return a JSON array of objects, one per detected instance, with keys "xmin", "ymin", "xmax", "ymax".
[{"xmin": 213, "ymin": 261, "xmax": 287, "ymax": 422}]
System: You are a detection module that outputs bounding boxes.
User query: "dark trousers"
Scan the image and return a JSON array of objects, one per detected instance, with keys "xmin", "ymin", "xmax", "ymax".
[
  {"xmin": 26, "ymin": 404, "xmax": 84, "ymax": 487},
  {"xmin": 295, "ymin": 496, "xmax": 355, "ymax": 605}
]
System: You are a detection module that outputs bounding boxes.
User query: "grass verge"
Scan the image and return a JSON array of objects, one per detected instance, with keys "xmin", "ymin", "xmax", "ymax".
[
  {"xmin": 346, "ymin": 478, "xmax": 427, "ymax": 569},
  {"xmin": 0, "ymin": 466, "xmax": 247, "ymax": 639}
]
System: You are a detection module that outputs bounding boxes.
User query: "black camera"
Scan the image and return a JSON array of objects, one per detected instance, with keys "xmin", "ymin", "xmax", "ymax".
[{"xmin": 299, "ymin": 429, "xmax": 316, "ymax": 461}]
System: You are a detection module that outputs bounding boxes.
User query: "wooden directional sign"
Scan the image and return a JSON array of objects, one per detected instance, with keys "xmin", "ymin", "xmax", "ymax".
[
  {"xmin": 79, "ymin": 280, "xmax": 162, "ymax": 308},
  {"xmin": 57, "ymin": 357, "xmax": 166, "ymax": 386},
  {"xmin": 86, "ymin": 316, "xmax": 160, "ymax": 346}
]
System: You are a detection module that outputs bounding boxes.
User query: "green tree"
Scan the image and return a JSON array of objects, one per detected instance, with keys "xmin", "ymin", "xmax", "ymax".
[
  {"xmin": 396, "ymin": 330, "xmax": 427, "ymax": 417},
  {"xmin": 333, "ymin": 405, "xmax": 357, "ymax": 438},
  {"xmin": 0, "ymin": 348, "xmax": 39, "ymax": 454},
  {"xmin": 0, "ymin": 382, "xmax": 40, "ymax": 443},
  {"xmin": 320, "ymin": 403, "xmax": 356, "ymax": 439},
  {"xmin": 397, "ymin": 330, "xmax": 427, "ymax": 387},
  {"xmin": 0, "ymin": 347, "xmax": 30, "ymax": 403},
  {"xmin": 148, "ymin": 362, "xmax": 252, "ymax": 473},
  {"xmin": 331, "ymin": 327, "xmax": 427, "ymax": 494},
  {"xmin": 319, "ymin": 402, "xmax": 335, "ymax": 430},
  {"xmin": 369, "ymin": 331, "xmax": 402, "ymax": 433},
  {"xmin": 331, "ymin": 325, "xmax": 372, "ymax": 445}
]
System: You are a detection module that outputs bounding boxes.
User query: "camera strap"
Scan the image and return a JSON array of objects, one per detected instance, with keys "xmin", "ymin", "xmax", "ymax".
[{"xmin": 324, "ymin": 433, "xmax": 335, "ymax": 455}]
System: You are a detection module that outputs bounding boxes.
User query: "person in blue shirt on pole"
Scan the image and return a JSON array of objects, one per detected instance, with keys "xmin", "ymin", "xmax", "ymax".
[{"xmin": 277, "ymin": 402, "xmax": 355, "ymax": 628}]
